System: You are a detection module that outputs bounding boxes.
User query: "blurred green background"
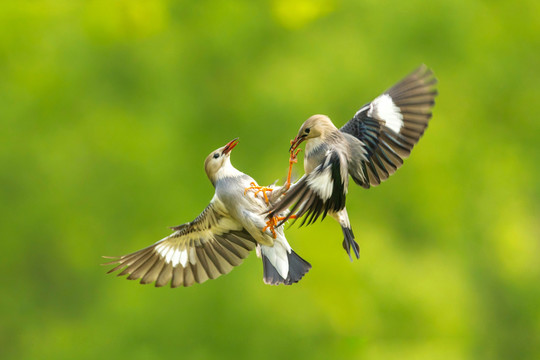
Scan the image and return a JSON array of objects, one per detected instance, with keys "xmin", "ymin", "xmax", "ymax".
[{"xmin": 1, "ymin": 1, "xmax": 538, "ymax": 359}]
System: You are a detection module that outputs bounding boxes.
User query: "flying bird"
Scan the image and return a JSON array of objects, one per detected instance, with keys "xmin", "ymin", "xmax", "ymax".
[
  {"xmin": 268, "ymin": 65, "xmax": 438, "ymax": 260},
  {"xmin": 104, "ymin": 138, "xmax": 311, "ymax": 287}
]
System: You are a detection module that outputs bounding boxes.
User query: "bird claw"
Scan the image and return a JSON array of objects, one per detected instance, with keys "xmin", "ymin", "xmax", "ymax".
[
  {"xmin": 263, "ymin": 217, "xmax": 278, "ymax": 239},
  {"xmin": 262, "ymin": 214, "xmax": 298, "ymax": 239},
  {"xmin": 289, "ymin": 146, "xmax": 301, "ymax": 163},
  {"xmin": 244, "ymin": 182, "xmax": 273, "ymax": 204}
]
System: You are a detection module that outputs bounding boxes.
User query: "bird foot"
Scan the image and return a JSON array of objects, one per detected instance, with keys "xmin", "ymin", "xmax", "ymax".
[
  {"xmin": 244, "ymin": 182, "xmax": 273, "ymax": 204},
  {"xmin": 263, "ymin": 217, "xmax": 278, "ymax": 239},
  {"xmin": 285, "ymin": 146, "xmax": 302, "ymax": 190},
  {"xmin": 262, "ymin": 214, "xmax": 298, "ymax": 239}
]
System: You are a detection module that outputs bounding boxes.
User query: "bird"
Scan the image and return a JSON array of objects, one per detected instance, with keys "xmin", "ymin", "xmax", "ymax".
[
  {"xmin": 267, "ymin": 65, "xmax": 438, "ymax": 260},
  {"xmin": 103, "ymin": 138, "xmax": 311, "ymax": 287}
]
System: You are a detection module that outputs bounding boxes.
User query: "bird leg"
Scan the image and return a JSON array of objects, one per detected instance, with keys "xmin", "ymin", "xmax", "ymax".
[
  {"xmin": 246, "ymin": 145, "xmax": 300, "ymax": 205},
  {"xmin": 262, "ymin": 214, "xmax": 298, "ymax": 239},
  {"xmin": 262, "ymin": 217, "xmax": 278, "ymax": 239},
  {"xmin": 244, "ymin": 182, "xmax": 273, "ymax": 204},
  {"xmin": 285, "ymin": 145, "xmax": 302, "ymax": 190}
]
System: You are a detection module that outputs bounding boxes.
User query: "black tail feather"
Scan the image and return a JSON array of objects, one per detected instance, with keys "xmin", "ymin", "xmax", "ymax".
[
  {"xmin": 262, "ymin": 250, "xmax": 311, "ymax": 285},
  {"xmin": 262, "ymin": 255, "xmax": 284, "ymax": 285},
  {"xmin": 285, "ymin": 250, "xmax": 311, "ymax": 284},
  {"xmin": 341, "ymin": 226, "xmax": 360, "ymax": 261}
]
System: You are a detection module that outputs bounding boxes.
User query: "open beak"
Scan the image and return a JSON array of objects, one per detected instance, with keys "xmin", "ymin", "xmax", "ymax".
[
  {"xmin": 289, "ymin": 135, "xmax": 305, "ymax": 152},
  {"xmin": 222, "ymin": 138, "xmax": 239, "ymax": 155}
]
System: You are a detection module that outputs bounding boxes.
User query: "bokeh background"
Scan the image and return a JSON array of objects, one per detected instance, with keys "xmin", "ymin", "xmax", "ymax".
[{"xmin": 1, "ymin": 1, "xmax": 538, "ymax": 359}]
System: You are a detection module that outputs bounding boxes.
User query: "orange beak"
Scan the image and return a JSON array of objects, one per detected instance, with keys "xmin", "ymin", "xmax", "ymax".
[{"xmin": 223, "ymin": 138, "xmax": 239, "ymax": 155}]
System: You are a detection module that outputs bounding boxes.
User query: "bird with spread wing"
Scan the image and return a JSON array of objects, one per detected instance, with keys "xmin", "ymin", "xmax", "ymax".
[
  {"xmin": 104, "ymin": 139, "xmax": 311, "ymax": 287},
  {"xmin": 268, "ymin": 65, "xmax": 438, "ymax": 260}
]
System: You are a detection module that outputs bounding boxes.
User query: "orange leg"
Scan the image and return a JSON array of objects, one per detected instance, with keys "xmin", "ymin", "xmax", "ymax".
[
  {"xmin": 244, "ymin": 182, "xmax": 274, "ymax": 204},
  {"xmin": 262, "ymin": 214, "xmax": 298, "ymax": 239},
  {"xmin": 276, "ymin": 214, "xmax": 297, "ymax": 222},
  {"xmin": 262, "ymin": 217, "xmax": 278, "ymax": 239},
  {"xmin": 285, "ymin": 147, "xmax": 302, "ymax": 190}
]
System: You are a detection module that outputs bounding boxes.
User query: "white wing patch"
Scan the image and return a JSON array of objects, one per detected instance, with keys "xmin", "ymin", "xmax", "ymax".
[
  {"xmin": 154, "ymin": 211, "xmax": 243, "ymax": 268},
  {"xmin": 368, "ymin": 94, "xmax": 403, "ymax": 133},
  {"xmin": 307, "ymin": 166, "xmax": 333, "ymax": 200},
  {"xmin": 155, "ymin": 240, "xmax": 198, "ymax": 267}
]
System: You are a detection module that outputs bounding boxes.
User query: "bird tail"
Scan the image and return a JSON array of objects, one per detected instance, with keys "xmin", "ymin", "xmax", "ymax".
[
  {"xmin": 341, "ymin": 225, "xmax": 360, "ymax": 261},
  {"xmin": 261, "ymin": 248, "xmax": 311, "ymax": 285},
  {"xmin": 285, "ymin": 250, "xmax": 312, "ymax": 284}
]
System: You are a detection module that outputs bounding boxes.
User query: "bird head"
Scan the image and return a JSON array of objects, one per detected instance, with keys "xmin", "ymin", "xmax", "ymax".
[
  {"xmin": 290, "ymin": 114, "xmax": 337, "ymax": 152},
  {"xmin": 204, "ymin": 138, "xmax": 239, "ymax": 184}
]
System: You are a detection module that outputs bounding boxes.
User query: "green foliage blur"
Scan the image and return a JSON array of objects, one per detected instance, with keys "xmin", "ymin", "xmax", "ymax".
[{"xmin": 1, "ymin": 1, "xmax": 538, "ymax": 359}]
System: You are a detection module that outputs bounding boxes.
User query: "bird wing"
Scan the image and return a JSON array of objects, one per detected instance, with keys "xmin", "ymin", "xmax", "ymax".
[
  {"xmin": 268, "ymin": 149, "xmax": 348, "ymax": 225},
  {"xmin": 103, "ymin": 201, "xmax": 257, "ymax": 287},
  {"xmin": 340, "ymin": 64, "xmax": 437, "ymax": 188}
]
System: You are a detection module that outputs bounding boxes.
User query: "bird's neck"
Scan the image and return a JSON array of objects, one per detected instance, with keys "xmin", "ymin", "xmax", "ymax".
[
  {"xmin": 306, "ymin": 130, "xmax": 342, "ymax": 155},
  {"xmin": 305, "ymin": 136, "xmax": 326, "ymax": 156},
  {"xmin": 304, "ymin": 137, "xmax": 330, "ymax": 174},
  {"xmin": 214, "ymin": 161, "xmax": 244, "ymax": 184},
  {"xmin": 305, "ymin": 131, "xmax": 344, "ymax": 173}
]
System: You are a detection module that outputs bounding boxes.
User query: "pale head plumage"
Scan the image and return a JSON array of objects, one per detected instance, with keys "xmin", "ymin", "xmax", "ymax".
[
  {"xmin": 296, "ymin": 114, "xmax": 338, "ymax": 141},
  {"xmin": 204, "ymin": 138, "xmax": 240, "ymax": 185},
  {"xmin": 290, "ymin": 114, "xmax": 340, "ymax": 154}
]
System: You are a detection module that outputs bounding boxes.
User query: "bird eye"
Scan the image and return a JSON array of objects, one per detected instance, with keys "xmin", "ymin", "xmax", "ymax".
[
  {"xmin": 213, "ymin": 153, "xmax": 220, "ymax": 159},
  {"xmin": 305, "ymin": 128, "xmax": 310, "ymax": 134}
]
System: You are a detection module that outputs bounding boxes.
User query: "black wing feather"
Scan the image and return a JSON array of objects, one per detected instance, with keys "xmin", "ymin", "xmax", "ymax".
[
  {"xmin": 268, "ymin": 151, "xmax": 346, "ymax": 226},
  {"xmin": 341, "ymin": 64, "xmax": 437, "ymax": 188}
]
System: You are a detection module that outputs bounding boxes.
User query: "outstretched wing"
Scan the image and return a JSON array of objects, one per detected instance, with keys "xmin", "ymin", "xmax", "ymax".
[
  {"xmin": 340, "ymin": 64, "xmax": 437, "ymax": 188},
  {"xmin": 103, "ymin": 202, "xmax": 257, "ymax": 287},
  {"xmin": 268, "ymin": 149, "xmax": 348, "ymax": 226}
]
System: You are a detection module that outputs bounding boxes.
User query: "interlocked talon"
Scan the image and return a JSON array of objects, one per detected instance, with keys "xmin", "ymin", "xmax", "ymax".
[
  {"xmin": 263, "ymin": 214, "xmax": 298, "ymax": 239},
  {"xmin": 244, "ymin": 182, "xmax": 274, "ymax": 204},
  {"xmin": 286, "ymin": 146, "xmax": 302, "ymax": 190},
  {"xmin": 263, "ymin": 217, "xmax": 278, "ymax": 239}
]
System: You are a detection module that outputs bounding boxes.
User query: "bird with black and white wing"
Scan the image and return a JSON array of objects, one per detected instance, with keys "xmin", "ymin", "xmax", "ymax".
[
  {"xmin": 268, "ymin": 65, "xmax": 438, "ymax": 260},
  {"xmin": 104, "ymin": 138, "xmax": 311, "ymax": 287}
]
